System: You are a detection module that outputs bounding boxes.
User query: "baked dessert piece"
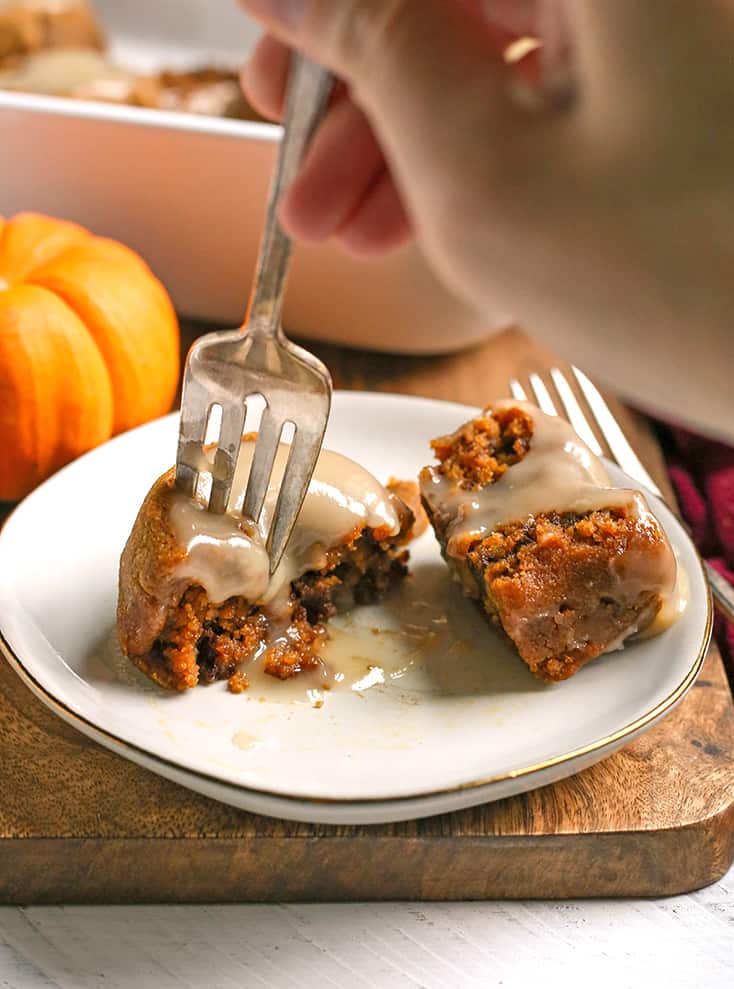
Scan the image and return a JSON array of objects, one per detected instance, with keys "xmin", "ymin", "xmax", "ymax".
[
  {"xmin": 419, "ymin": 400, "xmax": 678, "ymax": 681},
  {"xmin": 73, "ymin": 66, "xmax": 261, "ymax": 120},
  {"xmin": 0, "ymin": 47, "xmax": 261, "ymax": 119},
  {"xmin": 133, "ymin": 68, "xmax": 258, "ymax": 119},
  {"xmin": 0, "ymin": 0, "xmax": 104, "ymax": 65},
  {"xmin": 118, "ymin": 437, "xmax": 417, "ymax": 692},
  {"xmin": 0, "ymin": 1, "xmax": 260, "ymax": 119}
]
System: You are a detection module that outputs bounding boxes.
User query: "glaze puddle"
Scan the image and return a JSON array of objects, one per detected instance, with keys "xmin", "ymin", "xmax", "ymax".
[{"xmin": 85, "ymin": 559, "xmax": 538, "ymax": 723}]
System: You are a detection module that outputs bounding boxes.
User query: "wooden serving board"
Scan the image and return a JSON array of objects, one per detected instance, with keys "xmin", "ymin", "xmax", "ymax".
[{"xmin": 1, "ymin": 327, "xmax": 733, "ymax": 903}]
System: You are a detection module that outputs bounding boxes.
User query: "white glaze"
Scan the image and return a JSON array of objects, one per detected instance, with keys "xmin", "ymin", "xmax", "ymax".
[
  {"xmin": 169, "ymin": 438, "xmax": 400, "ymax": 609},
  {"xmin": 422, "ymin": 400, "xmax": 634, "ymax": 550},
  {"xmin": 205, "ymin": 615, "xmax": 429, "ymax": 710},
  {"xmin": 636, "ymin": 554, "xmax": 689, "ymax": 639},
  {"xmin": 167, "ymin": 500, "xmax": 270, "ymax": 605}
]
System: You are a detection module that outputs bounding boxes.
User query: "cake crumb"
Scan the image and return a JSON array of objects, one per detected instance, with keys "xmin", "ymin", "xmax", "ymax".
[{"xmin": 227, "ymin": 671, "xmax": 250, "ymax": 693}]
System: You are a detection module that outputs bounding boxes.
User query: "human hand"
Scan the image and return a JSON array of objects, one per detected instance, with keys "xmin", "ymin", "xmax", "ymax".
[
  {"xmin": 240, "ymin": 1, "xmax": 565, "ymax": 256},
  {"xmin": 239, "ymin": 0, "xmax": 734, "ymax": 438}
]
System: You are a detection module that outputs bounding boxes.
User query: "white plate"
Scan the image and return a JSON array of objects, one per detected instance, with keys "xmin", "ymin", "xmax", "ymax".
[
  {"xmin": 0, "ymin": 393, "xmax": 711, "ymax": 824},
  {"xmin": 0, "ymin": 0, "xmax": 496, "ymax": 349}
]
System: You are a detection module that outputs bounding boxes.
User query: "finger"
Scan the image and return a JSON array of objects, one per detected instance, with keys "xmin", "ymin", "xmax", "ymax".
[
  {"xmin": 241, "ymin": 32, "xmax": 349, "ymax": 120},
  {"xmin": 534, "ymin": 1, "xmax": 575, "ymax": 101},
  {"xmin": 240, "ymin": 1, "xmax": 547, "ymax": 113},
  {"xmin": 238, "ymin": 0, "xmax": 519, "ymax": 203},
  {"xmin": 279, "ymin": 93, "xmax": 386, "ymax": 242},
  {"xmin": 238, "ymin": 0, "xmax": 512, "ymax": 109},
  {"xmin": 337, "ymin": 170, "xmax": 413, "ymax": 256},
  {"xmin": 486, "ymin": 1, "xmax": 574, "ymax": 92},
  {"xmin": 571, "ymin": 0, "xmax": 667, "ymax": 87},
  {"xmin": 481, "ymin": 0, "xmax": 537, "ymax": 36},
  {"xmin": 240, "ymin": 32, "xmax": 291, "ymax": 120},
  {"xmin": 572, "ymin": 0, "xmax": 691, "ymax": 46},
  {"xmin": 571, "ymin": 1, "xmax": 730, "ymax": 115}
]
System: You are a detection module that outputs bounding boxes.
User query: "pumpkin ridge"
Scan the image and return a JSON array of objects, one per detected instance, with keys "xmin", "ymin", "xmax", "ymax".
[
  {"xmin": 28, "ymin": 244, "xmax": 180, "ymax": 434},
  {"xmin": 0, "ymin": 283, "xmax": 114, "ymax": 499},
  {"xmin": 0, "ymin": 287, "xmax": 44, "ymax": 488},
  {"xmin": 27, "ymin": 280, "xmax": 116, "ymax": 394},
  {"xmin": 0, "ymin": 213, "xmax": 90, "ymax": 286},
  {"xmin": 25, "ymin": 274, "xmax": 114, "ymax": 414}
]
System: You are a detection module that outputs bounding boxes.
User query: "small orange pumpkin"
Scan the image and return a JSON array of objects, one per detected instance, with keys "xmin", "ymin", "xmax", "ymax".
[{"xmin": 0, "ymin": 212, "xmax": 179, "ymax": 500}]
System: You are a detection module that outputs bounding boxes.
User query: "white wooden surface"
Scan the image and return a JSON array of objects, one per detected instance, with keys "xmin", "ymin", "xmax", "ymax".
[{"xmin": 0, "ymin": 864, "xmax": 731, "ymax": 989}]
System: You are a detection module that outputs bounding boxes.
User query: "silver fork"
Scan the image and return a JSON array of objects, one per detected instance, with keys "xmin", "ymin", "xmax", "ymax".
[
  {"xmin": 176, "ymin": 55, "xmax": 333, "ymax": 573},
  {"xmin": 510, "ymin": 366, "xmax": 734, "ymax": 624}
]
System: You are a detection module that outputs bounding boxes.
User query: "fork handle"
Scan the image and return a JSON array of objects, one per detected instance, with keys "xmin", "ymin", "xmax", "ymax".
[
  {"xmin": 245, "ymin": 55, "xmax": 333, "ymax": 337},
  {"xmin": 705, "ymin": 560, "xmax": 734, "ymax": 625}
]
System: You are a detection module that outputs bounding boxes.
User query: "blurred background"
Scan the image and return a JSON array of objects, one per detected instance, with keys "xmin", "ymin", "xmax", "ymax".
[{"xmin": 0, "ymin": 0, "xmax": 494, "ymax": 351}]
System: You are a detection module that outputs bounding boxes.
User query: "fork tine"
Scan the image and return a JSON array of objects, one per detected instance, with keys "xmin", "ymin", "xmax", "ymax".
[
  {"xmin": 572, "ymin": 367, "xmax": 663, "ymax": 497},
  {"xmin": 528, "ymin": 372, "xmax": 558, "ymax": 416},
  {"xmin": 209, "ymin": 402, "xmax": 247, "ymax": 514},
  {"xmin": 175, "ymin": 375, "xmax": 213, "ymax": 498},
  {"xmin": 242, "ymin": 405, "xmax": 282, "ymax": 525},
  {"xmin": 267, "ymin": 422, "xmax": 326, "ymax": 572},
  {"xmin": 549, "ymin": 367, "xmax": 604, "ymax": 457},
  {"xmin": 509, "ymin": 377, "xmax": 528, "ymax": 401}
]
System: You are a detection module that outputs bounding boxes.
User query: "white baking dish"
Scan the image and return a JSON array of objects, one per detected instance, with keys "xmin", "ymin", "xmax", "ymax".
[{"xmin": 0, "ymin": 0, "xmax": 496, "ymax": 352}]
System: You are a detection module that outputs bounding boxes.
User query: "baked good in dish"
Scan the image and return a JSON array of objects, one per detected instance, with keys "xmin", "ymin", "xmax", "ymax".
[
  {"xmin": 0, "ymin": 1, "xmax": 104, "ymax": 64},
  {"xmin": 0, "ymin": 47, "xmax": 260, "ymax": 119},
  {"xmin": 0, "ymin": 1, "xmax": 260, "ymax": 119},
  {"xmin": 419, "ymin": 400, "xmax": 678, "ymax": 681},
  {"xmin": 118, "ymin": 437, "xmax": 416, "ymax": 692},
  {"xmin": 88, "ymin": 67, "xmax": 258, "ymax": 119}
]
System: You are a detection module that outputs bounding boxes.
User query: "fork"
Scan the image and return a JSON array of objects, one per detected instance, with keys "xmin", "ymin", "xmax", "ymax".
[
  {"xmin": 176, "ymin": 55, "xmax": 333, "ymax": 573},
  {"xmin": 510, "ymin": 366, "xmax": 734, "ymax": 625}
]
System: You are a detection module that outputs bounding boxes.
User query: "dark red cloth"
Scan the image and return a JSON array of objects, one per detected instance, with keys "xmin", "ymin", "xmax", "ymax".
[{"xmin": 656, "ymin": 424, "xmax": 734, "ymax": 682}]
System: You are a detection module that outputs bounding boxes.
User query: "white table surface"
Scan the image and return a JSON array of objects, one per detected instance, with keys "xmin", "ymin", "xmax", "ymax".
[{"xmin": 0, "ymin": 864, "xmax": 731, "ymax": 989}]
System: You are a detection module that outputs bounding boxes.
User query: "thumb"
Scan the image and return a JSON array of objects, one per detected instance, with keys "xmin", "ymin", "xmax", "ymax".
[{"xmin": 239, "ymin": 0, "xmax": 518, "ymax": 226}]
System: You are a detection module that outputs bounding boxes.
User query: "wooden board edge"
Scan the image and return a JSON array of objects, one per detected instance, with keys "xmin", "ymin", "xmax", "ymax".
[{"xmin": 2, "ymin": 812, "xmax": 733, "ymax": 903}]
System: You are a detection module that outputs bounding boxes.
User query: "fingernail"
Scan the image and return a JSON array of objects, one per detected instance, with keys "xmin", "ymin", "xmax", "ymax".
[{"xmin": 243, "ymin": 0, "xmax": 306, "ymax": 29}]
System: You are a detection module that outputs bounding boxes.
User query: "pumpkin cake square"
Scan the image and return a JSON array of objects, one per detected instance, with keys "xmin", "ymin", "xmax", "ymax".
[
  {"xmin": 118, "ymin": 437, "xmax": 420, "ymax": 692},
  {"xmin": 419, "ymin": 400, "xmax": 679, "ymax": 681}
]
